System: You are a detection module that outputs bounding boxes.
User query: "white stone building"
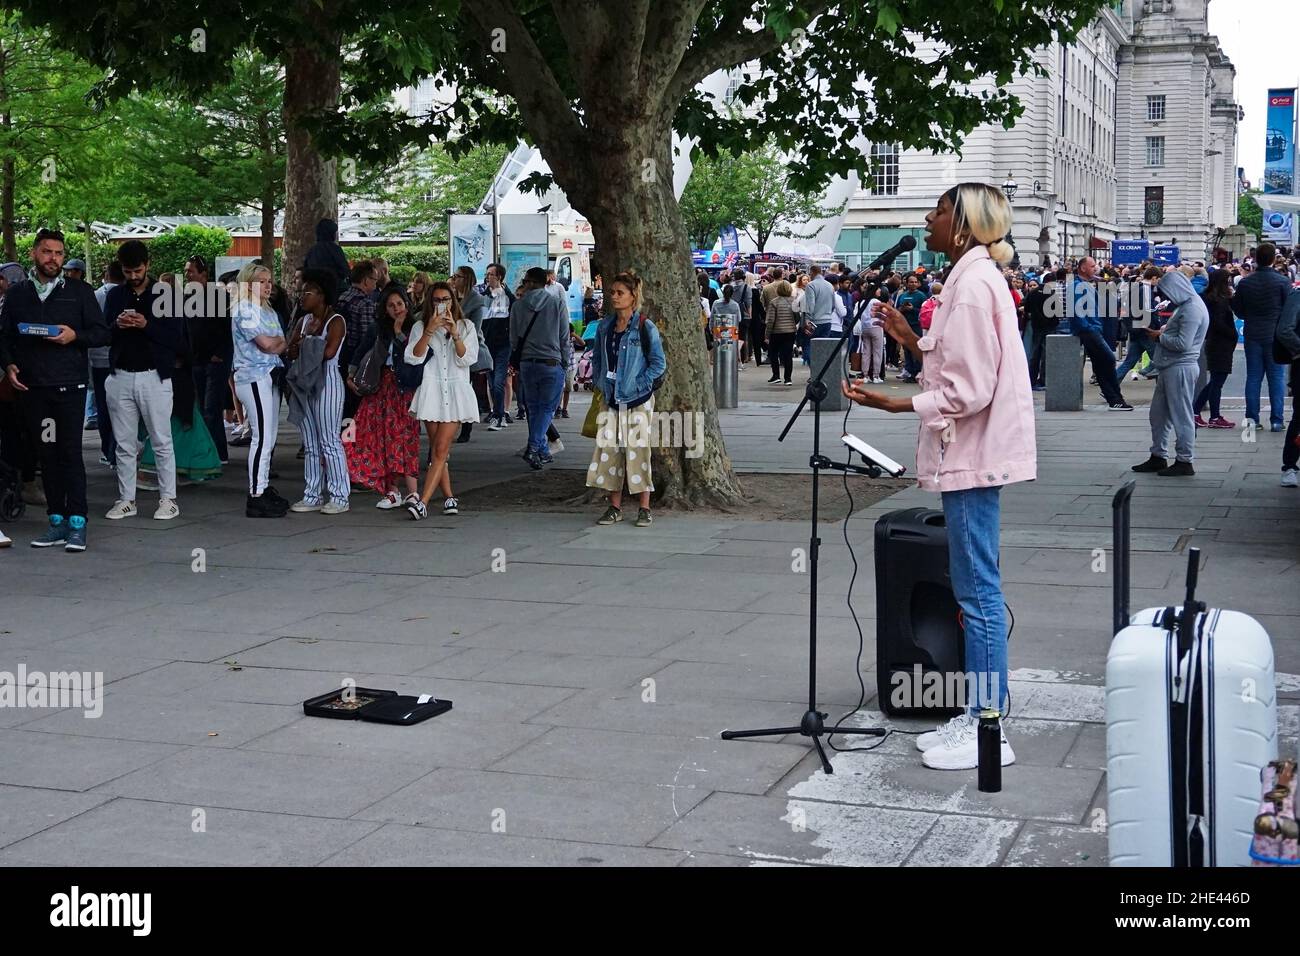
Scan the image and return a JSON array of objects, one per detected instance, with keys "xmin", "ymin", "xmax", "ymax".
[{"xmin": 837, "ymin": 0, "xmax": 1239, "ymax": 270}]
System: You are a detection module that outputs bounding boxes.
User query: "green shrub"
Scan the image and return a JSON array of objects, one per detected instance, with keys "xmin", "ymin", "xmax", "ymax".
[
  {"xmin": 387, "ymin": 264, "xmax": 416, "ymax": 284},
  {"xmin": 143, "ymin": 226, "xmax": 232, "ymax": 277},
  {"xmin": 341, "ymin": 245, "xmax": 449, "ymax": 277}
]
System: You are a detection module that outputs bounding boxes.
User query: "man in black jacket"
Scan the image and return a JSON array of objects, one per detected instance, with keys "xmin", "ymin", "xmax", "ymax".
[
  {"xmin": 0, "ymin": 228, "xmax": 110, "ymax": 550},
  {"xmin": 302, "ymin": 218, "xmax": 351, "ymax": 299},
  {"xmin": 101, "ymin": 239, "xmax": 185, "ymax": 523},
  {"xmin": 1232, "ymin": 242, "xmax": 1292, "ymax": 431}
]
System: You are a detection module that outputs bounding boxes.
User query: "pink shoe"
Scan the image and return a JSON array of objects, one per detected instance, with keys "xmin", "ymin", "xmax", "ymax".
[
  {"xmin": 1194, "ymin": 414, "xmax": 1208, "ymax": 428},
  {"xmin": 1208, "ymin": 416, "xmax": 1236, "ymax": 429}
]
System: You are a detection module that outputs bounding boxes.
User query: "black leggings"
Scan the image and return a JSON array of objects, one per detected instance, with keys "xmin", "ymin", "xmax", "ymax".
[
  {"xmin": 768, "ymin": 333, "xmax": 796, "ymax": 382},
  {"xmin": 1193, "ymin": 369, "xmax": 1230, "ymax": 419}
]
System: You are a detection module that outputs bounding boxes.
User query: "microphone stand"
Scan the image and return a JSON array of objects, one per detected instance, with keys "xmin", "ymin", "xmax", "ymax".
[{"xmin": 721, "ymin": 270, "xmax": 896, "ymax": 774}]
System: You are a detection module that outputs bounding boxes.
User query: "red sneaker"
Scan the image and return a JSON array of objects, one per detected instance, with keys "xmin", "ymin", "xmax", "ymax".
[
  {"xmin": 1194, "ymin": 415, "xmax": 1208, "ymax": 428},
  {"xmin": 1208, "ymin": 416, "xmax": 1236, "ymax": 429}
]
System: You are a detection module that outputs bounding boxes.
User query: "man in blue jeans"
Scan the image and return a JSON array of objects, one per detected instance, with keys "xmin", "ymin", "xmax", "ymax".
[
  {"xmin": 509, "ymin": 267, "xmax": 571, "ymax": 469},
  {"xmin": 1072, "ymin": 257, "xmax": 1132, "ymax": 410},
  {"xmin": 1232, "ymin": 243, "xmax": 1292, "ymax": 431}
]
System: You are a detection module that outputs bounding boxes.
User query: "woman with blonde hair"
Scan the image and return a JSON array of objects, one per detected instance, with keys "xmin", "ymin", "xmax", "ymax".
[
  {"xmin": 409, "ymin": 271, "xmax": 431, "ymax": 306},
  {"xmin": 229, "ymin": 262, "xmax": 289, "ymax": 517},
  {"xmin": 842, "ymin": 183, "xmax": 1036, "ymax": 772},
  {"xmin": 587, "ymin": 271, "xmax": 666, "ymax": 527},
  {"xmin": 404, "ymin": 280, "xmax": 478, "ymax": 518}
]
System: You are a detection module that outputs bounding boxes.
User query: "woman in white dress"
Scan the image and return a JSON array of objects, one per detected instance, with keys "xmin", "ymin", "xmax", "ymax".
[{"xmin": 404, "ymin": 281, "xmax": 478, "ymax": 519}]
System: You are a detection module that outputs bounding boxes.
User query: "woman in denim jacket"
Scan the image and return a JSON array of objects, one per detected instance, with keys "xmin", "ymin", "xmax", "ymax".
[
  {"xmin": 586, "ymin": 271, "xmax": 667, "ymax": 528},
  {"xmin": 842, "ymin": 183, "xmax": 1037, "ymax": 773}
]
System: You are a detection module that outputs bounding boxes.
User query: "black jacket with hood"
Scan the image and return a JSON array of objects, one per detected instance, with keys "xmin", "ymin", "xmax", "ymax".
[{"xmin": 0, "ymin": 275, "xmax": 109, "ymax": 388}]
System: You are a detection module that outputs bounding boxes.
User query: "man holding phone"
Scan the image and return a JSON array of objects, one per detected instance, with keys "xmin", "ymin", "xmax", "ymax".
[
  {"xmin": 101, "ymin": 239, "xmax": 184, "ymax": 521},
  {"xmin": 0, "ymin": 228, "xmax": 110, "ymax": 551}
]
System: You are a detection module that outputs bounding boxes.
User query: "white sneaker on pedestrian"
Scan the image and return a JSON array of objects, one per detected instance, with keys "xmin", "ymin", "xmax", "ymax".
[
  {"xmin": 487, "ymin": 417, "xmax": 503, "ymax": 431},
  {"xmin": 548, "ymin": 438, "xmax": 565, "ymax": 456},
  {"xmin": 1282, "ymin": 470, "xmax": 1299, "ymax": 488},
  {"xmin": 105, "ymin": 500, "xmax": 137, "ymax": 520},
  {"xmin": 321, "ymin": 500, "xmax": 350, "ymax": 515},
  {"xmin": 921, "ymin": 715, "xmax": 1015, "ymax": 771},
  {"xmin": 443, "ymin": 497, "xmax": 459, "ymax": 515},
  {"xmin": 290, "ymin": 499, "xmax": 322, "ymax": 513},
  {"xmin": 375, "ymin": 491, "xmax": 402, "ymax": 509},
  {"xmin": 915, "ymin": 714, "xmax": 974, "ymax": 752},
  {"xmin": 0, "ymin": 528, "xmax": 10, "ymax": 548},
  {"xmin": 153, "ymin": 499, "xmax": 180, "ymax": 521}
]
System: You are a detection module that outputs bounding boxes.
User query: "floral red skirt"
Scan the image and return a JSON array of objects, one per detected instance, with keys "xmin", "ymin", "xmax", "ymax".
[{"xmin": 346, "ymin": 367, "xmax": 420, "ymax": 493}]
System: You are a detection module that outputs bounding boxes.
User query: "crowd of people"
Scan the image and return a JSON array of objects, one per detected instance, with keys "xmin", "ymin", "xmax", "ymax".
[
  {"xmin": 695, "ymin": 241, "xmax": 1300, "ymax": 480},
  {"xmin": 0, "ymin": 221, "xmax": 668, "ymax": 550}
]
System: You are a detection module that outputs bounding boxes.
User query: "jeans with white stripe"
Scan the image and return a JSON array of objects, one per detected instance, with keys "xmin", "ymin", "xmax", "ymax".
[
  {"xmin": 235, "ymin": 375, "xmax": 278, "ymax": 497},
  {"xmin": 298, "ymin": 367, "xmax": 349, "ymax": 505}
]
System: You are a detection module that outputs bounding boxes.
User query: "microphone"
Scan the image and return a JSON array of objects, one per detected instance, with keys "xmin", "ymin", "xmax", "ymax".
[{"xmin": 866, "ymin": 235, "xmax": 917, "ymax": 271}]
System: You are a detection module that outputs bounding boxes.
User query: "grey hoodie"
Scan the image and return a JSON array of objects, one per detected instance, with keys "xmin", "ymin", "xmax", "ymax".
[
  {"xmin": 1151, "ymin": 271, "xmax": 1208, "ymax": 370},
  {"xmin": 509, "ymin": 287, "xmax": 573, "ymax": 367}
]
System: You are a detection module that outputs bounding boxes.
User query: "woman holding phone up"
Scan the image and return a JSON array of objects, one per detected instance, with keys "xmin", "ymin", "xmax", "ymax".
[
  {"xmin": 841, "ymin": 183, "xmax": 1037, "ymax": 772},
  {"xmin": 404, "ymin": 280, "xmax": 478, "ymax": 519}
]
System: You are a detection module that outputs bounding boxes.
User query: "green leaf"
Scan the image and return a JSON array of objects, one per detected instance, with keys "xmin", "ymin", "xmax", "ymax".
[{"xmin": 876, "ymin": 5, "xmax": 902, "ymax": 36}]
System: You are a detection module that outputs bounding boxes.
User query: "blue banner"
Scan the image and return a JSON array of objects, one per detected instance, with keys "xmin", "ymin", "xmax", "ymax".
[
  {"xmin": 1263, "ymin": 89, "xmax": 1296, "ymax": 241},
  {"xmin": 1153, "ymin": 245, "xmax": 1181, "ymax": 266},
  {"xmin": 719, "ymin": 224, "xmax": 740, "ymax": 255},
  {"xmin": 1111, "ymin": 240, "xmax": 1149, "ymax": 265},
  {"xmin": 692, "ymin": 249, "xmax": 724, "ymax": 266}
]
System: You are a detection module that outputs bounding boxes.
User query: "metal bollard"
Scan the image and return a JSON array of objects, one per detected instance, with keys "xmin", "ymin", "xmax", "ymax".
[
  {"xmin": 713, "ymin": 339, "xmax": 738, "ymax": 408},
  {"xmin": 1044, "ymin": 333, "xmax": 1084, "ymax": 411}
]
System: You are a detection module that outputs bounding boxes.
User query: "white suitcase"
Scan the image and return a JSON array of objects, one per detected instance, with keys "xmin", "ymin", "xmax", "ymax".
[{"xmin": 1105, "ymin": 482, "xmax": 1277, "ymax": 867}]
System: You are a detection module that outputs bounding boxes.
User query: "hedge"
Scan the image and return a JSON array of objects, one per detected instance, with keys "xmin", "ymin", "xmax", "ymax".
[
  {"xmin": 276, "ymin": 244, "xmax": 449, "ymax": 285},
  {"xmin": 142, "ymin": 226, "xmax": 233, "ymax": 278}
]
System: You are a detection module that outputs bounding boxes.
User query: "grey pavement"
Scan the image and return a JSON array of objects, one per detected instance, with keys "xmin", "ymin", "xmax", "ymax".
[{"xmin": 0, "ymin": 357, "xmax": 1297, "ymax": 867}]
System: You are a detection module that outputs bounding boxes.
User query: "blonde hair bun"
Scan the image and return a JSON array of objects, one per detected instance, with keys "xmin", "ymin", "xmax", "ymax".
[{"xmin": 986, "ymin": 240, "xmax": 1015, "ymax": 266}]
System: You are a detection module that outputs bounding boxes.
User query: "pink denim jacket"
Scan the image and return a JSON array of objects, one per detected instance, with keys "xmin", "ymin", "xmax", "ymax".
[{"xmin": 910, "ymin": 246, "xmax": 1037, "ymax": 493}]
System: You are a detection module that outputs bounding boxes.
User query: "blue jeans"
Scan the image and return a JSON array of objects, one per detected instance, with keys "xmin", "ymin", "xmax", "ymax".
[
  {"xmin": 488, "ymin": 343, "xmax": 511, "ymax": 420},
  {"xmin": 1116, "ymin": 334, "xmax": 1152, "ymax": 379},
  {"xmin": 90, "ymin": 365, "xmax": 115, "ymax": 461},
  {"xmin": 518, "ymin": 362, "xmax": 564, "ymax": 453},
  {"xmin": 1243, "ymin": 338, "xmax": 1286, "ymax": 428},
  {"xmin": 1078, "ymin": 330, "xmax": 1124, "ymax": 405},
  {"xmin": 942, "ymin": 486, "xmax": 1008, "ymax": 716},
  {"xmin": 797, "ymin": 321, "xmax": 811, "ymax": 365}
]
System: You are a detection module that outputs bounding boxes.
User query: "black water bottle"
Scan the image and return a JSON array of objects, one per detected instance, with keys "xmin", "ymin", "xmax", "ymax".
[{"xmin": 977, "ymin": 709, "xmax": 1001, "ymax": 793}]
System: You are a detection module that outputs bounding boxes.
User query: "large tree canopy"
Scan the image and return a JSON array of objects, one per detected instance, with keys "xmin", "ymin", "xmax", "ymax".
[{"xmin": 7, "ymin": 0, "xmax": 1108, "ymax": 504}]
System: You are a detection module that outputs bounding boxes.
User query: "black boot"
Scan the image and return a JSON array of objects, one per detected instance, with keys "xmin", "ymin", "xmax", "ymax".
[
  {"xmin": 1157, "ymin": 460, "xmax": 1195, "ymax": 477},
  {"xmin": 457, "ymin": 423, "xmax": 472, "ymax": 443},
  {"xmin": 1131, "ymin": 455, "xmax": 1168, "ymax": 473}
]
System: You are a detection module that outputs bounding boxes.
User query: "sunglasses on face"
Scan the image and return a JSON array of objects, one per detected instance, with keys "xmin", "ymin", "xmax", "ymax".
[{"xmin": 430, "ymin": 296, "xmax": 452, "ymax": 303}]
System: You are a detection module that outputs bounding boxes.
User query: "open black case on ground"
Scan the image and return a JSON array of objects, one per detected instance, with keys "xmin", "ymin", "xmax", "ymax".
[{"xmin": 302, "ymin": 687, "xmax": 453, "ymax": 725}]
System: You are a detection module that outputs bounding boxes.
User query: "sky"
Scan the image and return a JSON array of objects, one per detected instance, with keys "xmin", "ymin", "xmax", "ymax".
[{"xmin": 1207, "ymin": 0, "xmax": 1300, "ymax": 185}]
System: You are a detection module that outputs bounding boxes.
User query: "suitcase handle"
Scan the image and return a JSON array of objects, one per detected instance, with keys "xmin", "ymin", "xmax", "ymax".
[{"xmin": 1111, "ymin": 481, "xmax": 1136, "ymax": 636}]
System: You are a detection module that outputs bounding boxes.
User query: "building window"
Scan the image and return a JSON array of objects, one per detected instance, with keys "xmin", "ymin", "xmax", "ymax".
[
  {"xmin": 869, "ymin": 142, "xmax": 899, "ymax": 196},
  {"xmin": 1147, "ymin": 95, "xmax": 1166, "ymax": 122},
  {"xmin": 1145, "ymin": 186, "xmax": 1164, "ymax": 226},
  {"xmin": 1145, "ymin": 136, "xmax": 1165, "ymax": 167}
]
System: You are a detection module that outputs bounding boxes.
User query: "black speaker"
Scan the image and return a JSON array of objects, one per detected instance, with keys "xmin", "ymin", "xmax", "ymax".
[{"xmin": 874, "ymin": 508, "xmax": 965, "ymax": 717}]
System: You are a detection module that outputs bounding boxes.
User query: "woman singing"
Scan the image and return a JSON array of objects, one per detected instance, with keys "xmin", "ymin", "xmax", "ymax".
[{"xmin": 842, "ymin": 183, "xmax": 1037, "ymax": 771}]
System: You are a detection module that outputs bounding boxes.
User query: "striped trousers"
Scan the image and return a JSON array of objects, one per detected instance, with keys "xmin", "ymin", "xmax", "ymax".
[{"xmin": 298, "ymin": 366, "xmax": 350, "ymax": 505}]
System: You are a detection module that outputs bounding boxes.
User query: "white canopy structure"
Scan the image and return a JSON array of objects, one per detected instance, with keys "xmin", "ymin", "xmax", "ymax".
[{"xmin": 1255, "ymin": 194, "xmax": 1300, "ymax": 214}]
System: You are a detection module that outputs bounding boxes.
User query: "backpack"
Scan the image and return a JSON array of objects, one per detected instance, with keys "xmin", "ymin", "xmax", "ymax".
[{"xmin": 637, "ymin": 317, "xmax": 667, "ymax": 392}]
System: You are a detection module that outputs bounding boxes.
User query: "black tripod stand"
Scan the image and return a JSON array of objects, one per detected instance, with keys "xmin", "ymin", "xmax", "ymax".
[{"xmin": 721, "ymin": 287, "xmax": 891, "ymax": 775}]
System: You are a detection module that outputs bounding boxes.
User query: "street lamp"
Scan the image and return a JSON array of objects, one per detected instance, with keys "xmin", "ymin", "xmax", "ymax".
[{"xmin": 1000, "ymin": 174, "xmax": 1020, "ymax": 268}]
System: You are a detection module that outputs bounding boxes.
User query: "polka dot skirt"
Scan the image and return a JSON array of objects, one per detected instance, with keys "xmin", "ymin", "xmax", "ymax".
[{"xmin": 586, "ymin": 395, "xmax": 655, "ymax": 494}]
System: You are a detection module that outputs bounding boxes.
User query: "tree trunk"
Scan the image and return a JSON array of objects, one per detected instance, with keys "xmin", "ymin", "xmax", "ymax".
[
  {"xmin": 280, "ymin": 11, "xmax": 340, "ymax": 286},
  {"xmin": 83, "ymin": 220, "xmax": 92, "ymax": 277},
  {"xmin": 579, "ymin": 135, "xmax": 744, "ymax": 508},
  {"xmin": 259, "ymin": 116, "xmax": 276, "ymax": 268}
]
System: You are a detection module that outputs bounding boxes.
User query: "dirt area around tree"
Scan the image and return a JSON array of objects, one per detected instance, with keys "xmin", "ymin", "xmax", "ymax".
[{"xmin": 464, "ymin": 468, "xmax": 913, "ymax": 521}]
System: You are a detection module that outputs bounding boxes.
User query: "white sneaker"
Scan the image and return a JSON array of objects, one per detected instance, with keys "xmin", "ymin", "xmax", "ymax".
[
  {"xmin": 321, "ymin": 500, "xmax": 350, "ymax": 515},
  {"xmin": 915, "ymin": 714, "xmax": 974, "ymax": 752},
  {"xmin": 1282, "ymin": 470, "xmax": 1299, "ymax": 488},
  {"xmin": 0, "ymin": 528, "xmax": 10, "ymax": 548},
  {"xmin": 105, "ymin": 500, "xmax": 137, "ymax": 520},
  {"xmin": 548, "ymin": 438, "xmax": 565, "ymax": 456},
  {"xmin": 487, "ymin": 418, "xmax": 503, "ymax": 431},
  {"xmin": 153, "ymin": 499, "xmax": 180, "ymax": 520},
  {"xmin": 921, "ymin": 716, "xmax": 1015, "ymax": 771},
  {"xmin": 443, "ymin": 497, "xmax": 459, "ymax": 515},
  {"xmin": 290, "ymin": 499, "xmax": 322, "ymax": 513},
  {"xmin": 375, "ymin": 491, "xmax": 402, "ymax": 509}
]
